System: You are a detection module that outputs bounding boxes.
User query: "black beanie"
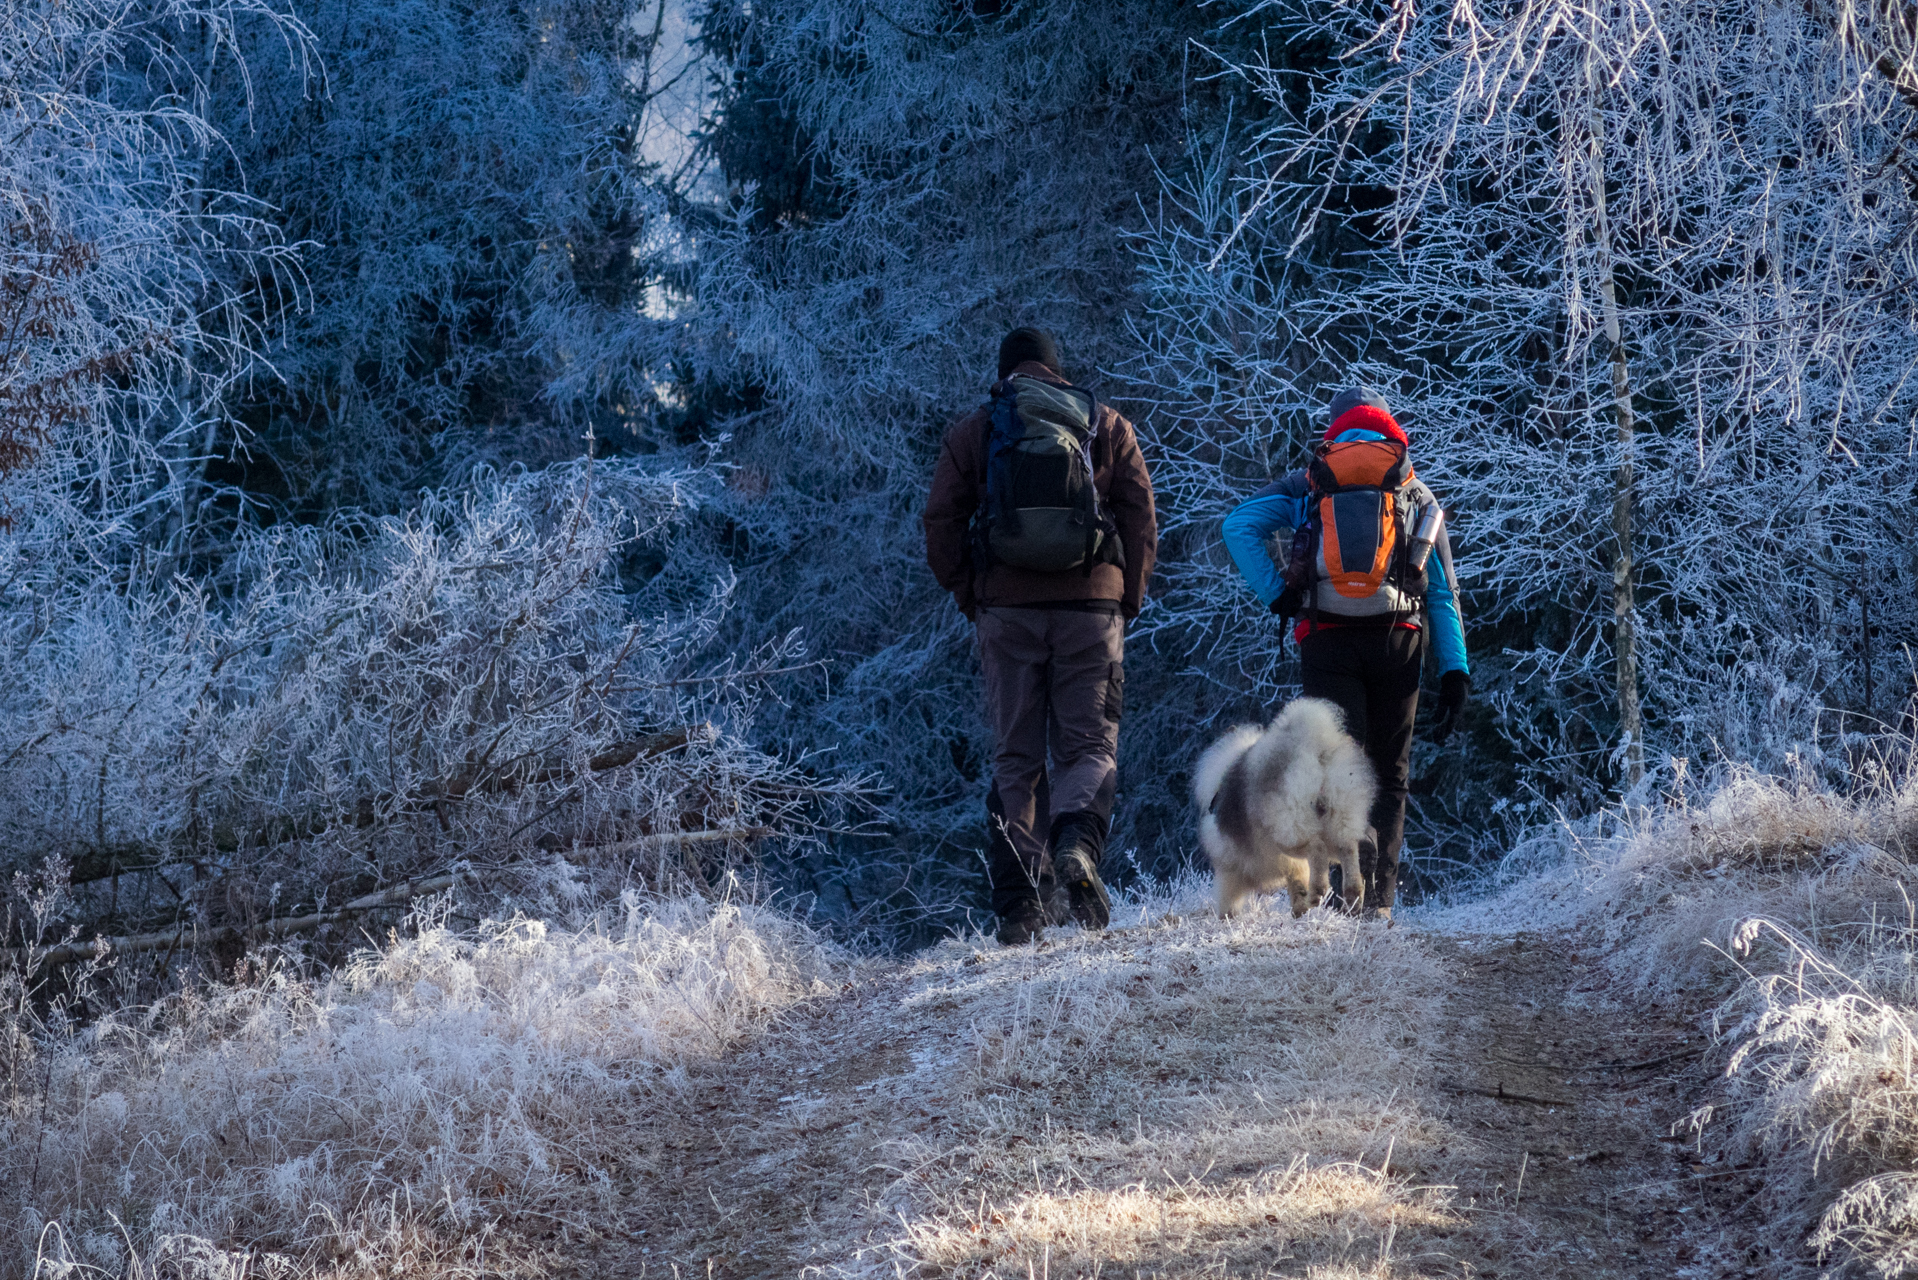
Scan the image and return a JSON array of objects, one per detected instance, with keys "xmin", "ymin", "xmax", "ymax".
[{"xmin": 998, "ymin": 327, "xmax": 1060, "ymax": 379}]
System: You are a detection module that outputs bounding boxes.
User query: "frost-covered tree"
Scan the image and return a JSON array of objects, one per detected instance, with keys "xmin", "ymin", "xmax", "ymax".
[
  {"xmin": 1128, "ymin": 0, "xmax": 1918, "ymax": 840},
  {"xmin": 0, "ymin": 0, "xmax": 862, "ymax": 962},
  {"xmin": 1, "ymin": 0, "xmax": 310, "ymax": 556}
]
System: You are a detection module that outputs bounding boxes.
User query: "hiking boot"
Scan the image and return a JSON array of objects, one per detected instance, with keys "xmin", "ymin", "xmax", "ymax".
[
  {"xmin": 1053, "ymin": 847, "xmax": 1111, "ymax": 931},
  {"xmin": 1040, "ymin": 875, "xmax": 1074, "ymax": 927},
  {"xmin": 1048, "ymin": 810, "xmax": 1113, "ymax": 931},
  {"xmin": 996, "ymin": 905, "xmax": 1045, "ymax": 946}
]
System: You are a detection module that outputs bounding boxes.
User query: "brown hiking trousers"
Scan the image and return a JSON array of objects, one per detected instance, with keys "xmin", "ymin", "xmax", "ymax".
[{"xmin": 977, "ymin": 606, "xmax": 1124, "ymax": 916}]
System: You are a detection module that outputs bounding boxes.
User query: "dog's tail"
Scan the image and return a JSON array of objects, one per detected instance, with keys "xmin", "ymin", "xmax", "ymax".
[
  {"xmin": 1194, "ymin": 725, "xmax": 1261, "ymax": 813},
  {"xmin": 1275, "ymin": 696, "xmax": 1350, "ymax": 748}
]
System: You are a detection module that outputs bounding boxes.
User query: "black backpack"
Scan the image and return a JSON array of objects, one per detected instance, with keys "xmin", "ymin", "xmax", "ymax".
[{"xmin": 972, "ymin": 375, "xmax": 1122, "ymax": 575}]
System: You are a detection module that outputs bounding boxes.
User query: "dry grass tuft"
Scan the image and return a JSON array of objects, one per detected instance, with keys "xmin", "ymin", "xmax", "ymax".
[
  {"xmin": 1712, "ymin": 915, "xmax": 1918, "ymax": 1275},
  {"xmin": 1659, "ymin": 772, "xmax": 1869, "ymax": 875},
  {"xmin": 3, "ymin": 894, "xmax": 841, "ymax": 1279},
  {"xmin": 903, "ymin": 1158, "xmax": 1453, "ymax": 1276},
  {"xmin": 1421, "ymin": 765, "xmax": 1918, "ymax": 1003}
]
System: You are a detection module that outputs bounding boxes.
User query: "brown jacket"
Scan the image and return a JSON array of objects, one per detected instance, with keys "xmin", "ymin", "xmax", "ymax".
[{"xmin": 923, "ymin": 361, "xmax": 1157, "ymax": 619}]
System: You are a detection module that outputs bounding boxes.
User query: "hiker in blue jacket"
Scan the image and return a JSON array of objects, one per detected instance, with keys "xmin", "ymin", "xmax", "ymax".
[{"xmin": 1221, "ymin": 388, "xmax": 1469, "ymax": 919}]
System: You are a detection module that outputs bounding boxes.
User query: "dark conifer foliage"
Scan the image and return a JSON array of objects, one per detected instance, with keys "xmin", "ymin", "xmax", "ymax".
[{"xmin": 204, "ymin": 0, "xmax": 692, "ymax": 519}]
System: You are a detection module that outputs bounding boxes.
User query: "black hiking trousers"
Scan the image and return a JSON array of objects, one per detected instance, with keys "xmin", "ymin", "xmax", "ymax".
[{"xmin": 1298, "ymin": 625, "xmax": 1423, "ymax": 911}]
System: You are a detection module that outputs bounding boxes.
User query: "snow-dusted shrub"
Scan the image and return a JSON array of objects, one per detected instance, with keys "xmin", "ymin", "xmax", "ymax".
[
  {"xmin": 1408, "ymin": 750, "xmax": 1918, "ymax": 1006},
  {"xmin": 1646, "ymin": 769, "xmax": 1871, "ymax": 877},
  {"xmin": 1714, "ymin": 917, "xmax": 1918, "ymax": 1275},
  {"xmin": 2, "ymin": 893, "xmax": 840, "ymax": 1277},
  {"xmin": 0, "ymin": 455, "xmax": 868, "ymax": 962}
]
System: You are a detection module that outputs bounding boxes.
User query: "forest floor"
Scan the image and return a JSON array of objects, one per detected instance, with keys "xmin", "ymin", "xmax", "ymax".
[{"xmin": 571, "ymin": 890, "xmax": 1777, "ymax": 1279}]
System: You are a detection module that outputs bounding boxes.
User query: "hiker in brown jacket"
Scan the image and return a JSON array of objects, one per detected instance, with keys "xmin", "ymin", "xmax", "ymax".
[{"xmin": 923, "ymin": 327, "xmax": 1157, "ymax": 945}]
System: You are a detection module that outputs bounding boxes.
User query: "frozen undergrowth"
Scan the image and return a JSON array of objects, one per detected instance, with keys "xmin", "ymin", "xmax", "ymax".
[
  {"xmin": 3, "ymin": 893, "xmax": 843, "ymax": 1280},
  {"xmin": 1414, "ymin": 764, "xmax": 1918, "ymax": 996},
  {"xmin": 1714, "ymin": 915, "xmax": 1918, "ymax": 1277}
]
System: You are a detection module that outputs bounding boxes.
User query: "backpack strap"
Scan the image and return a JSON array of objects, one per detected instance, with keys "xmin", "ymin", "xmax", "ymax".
[
  {"xmin": 1307, "ymin": 494, "xmax": 1324, "ymax": 638},
  {"xmin": 1388, "ymin": 489, "xmax": 1414, "ymax": 627},
  {"xmin": 1070, "ymin": 388, "xmax": 1131, "ymax": 575},
  {"xmin": 985, "ymin": 387, "xmax": 1023, "ymax": 537},
  {"xmin": 970, "ymin": 390, "xmax": 1011, "ymax": 568}
]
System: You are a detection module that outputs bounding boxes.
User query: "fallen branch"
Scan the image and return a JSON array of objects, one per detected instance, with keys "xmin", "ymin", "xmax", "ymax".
[
  {"xmin": 559, "ymin": 828, "xmax": 773, "ymax": 862},
  {"xmin": 1443, "ymin": 1079, "xmax": 1578, "ymax": 1108},
  {"xmin": 10, "ymin": 827, "xmax": 779, "ymax": 971},
  {"xmin": 59, "ymin": 727, "xmax": 714, "ymax": 887},
  {"xmin": 1589, "ymin": 1045, "xmax": 1705, "ymax": 1072},
  {"xmin": 9, "ymin": 872, "xmax": 467, "ymax": 970},
  {"xmin": 443, "ymin": 726, "xmax": 710, "ymax": 799}
]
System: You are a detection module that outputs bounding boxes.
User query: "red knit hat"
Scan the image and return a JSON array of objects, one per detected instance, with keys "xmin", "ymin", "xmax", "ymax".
[{"xmin": 1325, "ymin": 403, "xmax": 1408, "ymax": 445}]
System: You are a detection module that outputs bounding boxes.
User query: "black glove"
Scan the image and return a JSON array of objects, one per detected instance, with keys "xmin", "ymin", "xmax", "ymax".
[
  {"xmin": 1272, "ymin": 584, "xmax": 1305, "ymax": 621},
  {"xmin": 1431, "ymin": 670, "xmax": 1471, "ymax": 744}
]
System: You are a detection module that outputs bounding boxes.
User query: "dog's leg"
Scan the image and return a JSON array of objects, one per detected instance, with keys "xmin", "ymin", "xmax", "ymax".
[
  {"xmin": 1216, "ymin": 868, "xmax": 1251, "ymax": 919},
  {"xmin": 1339, "ymin": 843, "xmax": 1366, "ymax": 914},
  {"xmin": 1309, "ymin": 859, "xmax": 1331, "ymax": 914},
  {"xmin": 1282, "ymin": 857, "xmax": 1311, "ymax": 918}
]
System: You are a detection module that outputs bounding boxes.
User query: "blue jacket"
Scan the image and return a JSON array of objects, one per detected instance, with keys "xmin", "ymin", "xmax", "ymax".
[{"xmin": 1222, "ymin": 430, "xmax": 1469, "ymax": 675}]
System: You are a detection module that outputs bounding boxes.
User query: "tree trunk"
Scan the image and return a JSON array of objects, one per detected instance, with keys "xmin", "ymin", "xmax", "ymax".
[{"xmin": 1588, "ymin": 35, "xmax": 1644, "ymax": 789}]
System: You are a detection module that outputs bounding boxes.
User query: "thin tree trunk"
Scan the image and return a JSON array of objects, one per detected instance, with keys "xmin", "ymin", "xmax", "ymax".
[
  {"xmin": 1588, "ymin": 35, "xmax": 1644, "ymax": 789},
  {"xmin": 1862, "ymin": 592, "xmax": 1874, "ymax": 718}
]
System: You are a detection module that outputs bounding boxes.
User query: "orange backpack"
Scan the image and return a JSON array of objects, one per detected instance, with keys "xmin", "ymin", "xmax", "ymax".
[{"xmin": 1302, "ymin": 438, "xmax": 1422, "ymax": 620}]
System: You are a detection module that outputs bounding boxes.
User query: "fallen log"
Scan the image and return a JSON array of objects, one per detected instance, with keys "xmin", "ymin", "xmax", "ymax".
[
  {"xmin": 57, "ymin": 726, "xmax": 713, "ymax": 887},
  {"xmin": 7, "ymin": 826, "xmax": 775, "ymax": 971},
  {"xmin": 562, "ymin": 827, "xmax": 772, "ymax": 861},
  {"xmin": 9, "ymin": 872, "xmax": 467, "ymax": 970}
]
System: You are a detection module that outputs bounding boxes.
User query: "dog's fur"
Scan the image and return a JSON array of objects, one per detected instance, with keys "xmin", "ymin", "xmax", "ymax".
[{"xmin": 1193, "ymin": 698, "xmax": 1378, "ymax": 918}]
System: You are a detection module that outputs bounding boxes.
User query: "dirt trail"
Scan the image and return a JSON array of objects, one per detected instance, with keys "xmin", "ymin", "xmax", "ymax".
[
  {"xmin": 578, "ymin": 913, "xmax": 1772, "ymax": 1278},
  {"xmin": 1419, "ymin": 933, "xmax": 1768, "ymax": 1276}
]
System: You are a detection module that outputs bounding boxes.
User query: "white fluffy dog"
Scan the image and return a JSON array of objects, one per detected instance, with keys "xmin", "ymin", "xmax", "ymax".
[{"xmin": 1193, "ymin": 698, "xmax": 1378, "ymax": 918}]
